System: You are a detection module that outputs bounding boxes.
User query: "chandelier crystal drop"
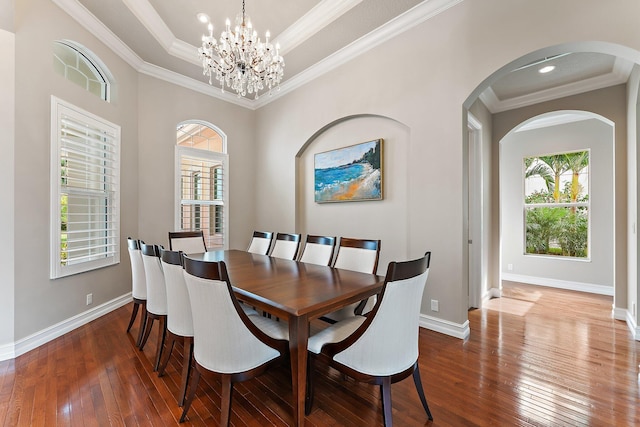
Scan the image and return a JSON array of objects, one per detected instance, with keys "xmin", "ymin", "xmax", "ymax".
[{"xmin": 198, "ymin": 0, "xmax": 284, "ymax": 99}]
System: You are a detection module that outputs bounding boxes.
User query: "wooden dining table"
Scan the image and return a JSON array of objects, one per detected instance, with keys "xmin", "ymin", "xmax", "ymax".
[{"xmin": 189, "ymin": 249, "xmax": 384, "ymax": 426}]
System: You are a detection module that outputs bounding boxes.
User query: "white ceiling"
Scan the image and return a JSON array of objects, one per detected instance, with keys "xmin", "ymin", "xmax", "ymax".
[{"xmin": 53, "ymin": 0, "xmax": 634, "ymax": 111}]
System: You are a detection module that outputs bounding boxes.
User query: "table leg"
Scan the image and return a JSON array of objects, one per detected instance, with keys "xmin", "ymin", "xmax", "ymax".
[{"xmin": 289, "ymin": 315, "xmax": 308, "ymax": 427}]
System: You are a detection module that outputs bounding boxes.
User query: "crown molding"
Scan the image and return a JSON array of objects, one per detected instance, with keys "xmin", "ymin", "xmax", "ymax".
[
  {"xmin": 254, "ymin": 0, "xmax": 464, "ymax": 108},
  {"xmin": 52, "ymin": 0, "xmax": 256, "ymax": 109},
  {"xmin": 53, "ymin": 0, "xmax": 142, "ymax": 67},
  {"xmin": 274, "ymin": 0, "xmax": 363, "ymax": 55},
  {"xmin": 122, "ymin": 0, "xmax": 200, "ymax": 66},
  {"xmin": 55, "ymin": 0, "xmax": 463, "ymax": 110},
  {"xmin": 138, "ymin": 62, "xmax": 256, "ymax": 109},
  {"xmin": 481, "ymin": 56, "xmax": 634, "ymax": 113}
]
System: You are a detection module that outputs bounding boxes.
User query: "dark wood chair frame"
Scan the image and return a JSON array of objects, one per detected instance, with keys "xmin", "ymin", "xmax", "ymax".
[
  {"xmin": 307, "ymin": 252, "xmax": 433, "ymax": 427},
  {"xmin": 157, "ymin": 249, "xmax": 193, "ymax": 407},
  {"xmin": 126, "ymin": 237, "xmax": 148, "ymax": 347},
  {"xmin": 297, "ymin": 234, "xmax": 336, "ymax": 265},
  {"xmin": 179, "ymin": 257, "xmax": 289, "ymax": 426},
  {"xmin": 271, "ymin": 232, "xmax": 302, "ymax": 259},
  {"xmin": 168, "ymin": 230, "xmax": 207, "ymax": 252},
  {"xmin": 139, "ymin": 243, "xmax": 167, "ymax": 372}
]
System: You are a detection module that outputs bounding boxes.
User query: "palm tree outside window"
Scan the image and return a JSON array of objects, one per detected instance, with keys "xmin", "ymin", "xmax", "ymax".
[{"xmin": 524, "ymin": 150, "xmax": 589, "ymax": 258}]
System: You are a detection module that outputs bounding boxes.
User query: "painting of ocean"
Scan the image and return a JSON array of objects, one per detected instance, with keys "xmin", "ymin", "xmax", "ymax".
[{"xmin": 314, "ymin": 139, "xmax": 383, "ymax": 203}]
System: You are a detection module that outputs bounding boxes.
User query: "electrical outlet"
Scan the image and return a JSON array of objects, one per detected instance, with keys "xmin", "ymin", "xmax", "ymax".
[
  {"xmin": 507, "ymin": 263, "xmax": 513, "ymax": 271},
  {"xmin": 86, "ymin": 293, "xmax": 93, "ymax": 305},
  {"xmin": 430, "ymin": 299, "xmax": 439, "ymax": 312}
]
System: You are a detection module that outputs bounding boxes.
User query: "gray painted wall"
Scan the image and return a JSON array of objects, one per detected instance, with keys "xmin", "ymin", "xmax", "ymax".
[
  {"xmin": 4, "ymin": 0, "xmax": 640, "ymax": 352},
  {"xmin": 0, "ymin": 29, "xmax": 15, "ymax": 351},
  {"xmin": 136, "ymin": 75, "xmax": 257, "ymax": 251},
  {"xmin": 254, "ymin": 1, "xmax": 638, "ymax": 327}
]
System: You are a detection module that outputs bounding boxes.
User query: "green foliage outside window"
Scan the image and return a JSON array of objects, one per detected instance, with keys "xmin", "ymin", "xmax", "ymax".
[{"xmin": 524, "ymin": 151, "xmax": 589, "ymax": 258}]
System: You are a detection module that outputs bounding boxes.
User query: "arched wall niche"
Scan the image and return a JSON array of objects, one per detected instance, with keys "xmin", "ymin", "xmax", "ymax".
[{"xmin": 295, "ymin": 114, "xmax": 410, "ymax": 274}]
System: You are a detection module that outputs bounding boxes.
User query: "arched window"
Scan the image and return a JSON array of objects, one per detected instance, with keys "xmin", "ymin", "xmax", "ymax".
[
  {"xmin": 53, "ymin": 40, "xmax": 111, "ymax": 101},
  {"xmin": 175, "ymin": 121, "xmax": 228, "ymax": 250}
]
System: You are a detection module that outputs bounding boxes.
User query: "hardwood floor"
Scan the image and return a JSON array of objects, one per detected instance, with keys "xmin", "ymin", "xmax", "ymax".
[{"xmin": 1, "ymin": 283, "xmax": 638, "ymax": 426}]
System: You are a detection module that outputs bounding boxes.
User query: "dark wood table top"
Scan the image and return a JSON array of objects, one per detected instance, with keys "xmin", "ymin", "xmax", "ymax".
[{"xmin": 190, "ymin": 249, "xmax": 384, "ymax": 320}]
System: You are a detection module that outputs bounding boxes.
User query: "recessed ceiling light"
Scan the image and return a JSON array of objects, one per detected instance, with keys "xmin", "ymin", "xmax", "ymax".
[
  {"xmin": 197, "ymin": 13, "xmax": 210, "ymax": 24},
  {"xmin": 539, "ymin": 65, "xmax": 556, "ymax": 74}
]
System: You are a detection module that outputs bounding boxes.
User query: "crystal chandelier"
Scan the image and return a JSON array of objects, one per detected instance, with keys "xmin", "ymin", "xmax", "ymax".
[{"xmin": 198, "ymin": 0, "xmax": 284, "ymax": 99}]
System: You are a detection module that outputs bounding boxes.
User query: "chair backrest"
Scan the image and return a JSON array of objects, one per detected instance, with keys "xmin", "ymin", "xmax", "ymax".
[
  {"xmin": 330, "ymin": 252, "xmax": 431, "ymax": 376},
  {"xmin": 168, "ymin": 231, "xmax": 207, "ymax": 254},
  {"xmin": 160, "ymin": 249, "xmax": 193, "ymax": 337},
  {"xmin": 182, "ymin": 256, "xmax": 282, "ymax": 373},
  {"xmin": 299, "ymin": 235, "xmax": 336, "ymax": 266},
  {"xmin": 247, "ymin": 231, "xmax": 274, "ymax": 255},
  {"xmin": 127, "ymin": 237, "xmax": 147, "ymax": 300},
  {"xmin": 269, "ymin": 233, "xmax": 301, "ymax": 260},
  {"xmin": 333, "ymin": 237, "xmax": 381, "ymax": 274},
  {"xmin": 141, "ymin": 243, "xmax": 168, "ymax": 316}
]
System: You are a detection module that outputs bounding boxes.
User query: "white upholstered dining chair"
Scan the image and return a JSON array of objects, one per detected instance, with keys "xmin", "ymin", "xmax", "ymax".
[
  {"xmin": 269, "ymin": 232, "xmax": 302, "ymax": 260},
  {"xmin": 157, "ymin": 249, "xmax": 193, "ymax": 407},
  {"xmin": 139, "ymin": 243, "xmax": 168, "ymax": 372},
  {"xmin": 306, "ymin": 252, "xmax": 433, "ymax": 426},
  {"xmin": 126, "ymin": 237, "xmax": 147, "ymax": 347},
  {"xmin": 179, "ymin": 256, "xmax": 289, "ymax": 426},
  {"xmin": 168, "ymin": 230, "xmax": 207, "ymax": 254},
  {"xmin": 322, "ymin": 237, "xmax": 381, "ymax": 322},
  {"xmin": 247, "ymin": 230, "xmax": 274, "ymax": 255},
  {"xmin": 298, "ymin": 234, "xmax": 336, "ymax": 266}
]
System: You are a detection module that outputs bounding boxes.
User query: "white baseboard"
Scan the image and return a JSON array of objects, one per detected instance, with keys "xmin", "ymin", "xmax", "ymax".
[
  {"xmin": 501, "ymin": 273, "xmax": 614, "ymax": 296},
  {"xmin": 0, "ymin": 293, "xmax": 132, "ymax": 362},
  {"xmin": 420, "ymin": 314, "xmax": 470, "ymax": 340},
  {"xmin": 488, "ymin": 287, "xmax": 501, "ymax": 299},
  {"xmin": 622, "ymin": 308, "xmax": 640, "ymax": 340},
  {"xmin": 0, "ymin": 341, "xmax": 14, "ymax": 362}
]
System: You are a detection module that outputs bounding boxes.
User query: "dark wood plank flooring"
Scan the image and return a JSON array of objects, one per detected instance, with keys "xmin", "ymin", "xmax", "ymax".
[{"xmin": 1, "ymin": 283, "xmax": 639, "ymax": 426}]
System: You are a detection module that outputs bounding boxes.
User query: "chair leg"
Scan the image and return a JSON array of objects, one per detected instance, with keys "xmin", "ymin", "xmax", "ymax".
[
  {"xmin": 305, "ymin": 355, "xmax": 315, "ymax": 415},
  {"xmin": 154, "ymin": 315, "xmax": 167, "ymax": 371},
  {"xmin": 220, "ymin": 375, "xmax": 234, "ymax": 427},
  {"xmin": 136, "ymin": 304, "xmax": 148, "ymax": 347},
  {"xmin": 139, "ymin": 315, "xmax": 155, "ymax": 351},
  {"xmin": 412, "ymin": 365, "xmax": 433, "ymax": 421},
  {"xmin": 126, "ymin": 301, "xmax": 139, "ymax": 333},
  {"xmin": 157, "ymin": 333, "xmax": 177, "ymax": 377},
  {"xmin": 179, "ymin": 367, "xmax": 201, "ymax": 423},
  {"xmin": 380, "ymin": 377, "xmax": 393, "ymax": 427},
  {"xmin": 178, "ymin": 337, "xmax": 194, "ymax": 407}
]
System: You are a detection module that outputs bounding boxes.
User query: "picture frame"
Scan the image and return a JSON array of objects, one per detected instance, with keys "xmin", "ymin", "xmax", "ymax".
[{"xmin": 314, "ymin": 139, "xmax": 383, "ymax": 203}]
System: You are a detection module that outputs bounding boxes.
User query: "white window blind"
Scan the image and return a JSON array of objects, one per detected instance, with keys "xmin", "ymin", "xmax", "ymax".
[
  {"xmin": 177, "ymin": 149, "xmax": 228, "ymax": 250},
  {"xmin": 50, "ymin": 97, "xmax": 120, "ymax": 278}
]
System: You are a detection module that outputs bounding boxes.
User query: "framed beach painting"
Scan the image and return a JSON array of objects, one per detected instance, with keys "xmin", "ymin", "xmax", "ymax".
[{"xmin": 314, "ymin": 139, "xmax": 383, "ymax": 203}]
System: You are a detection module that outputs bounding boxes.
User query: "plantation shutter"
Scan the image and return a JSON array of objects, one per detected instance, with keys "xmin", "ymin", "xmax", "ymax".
[
  {"xmin": 179, "ymin": 155, "xmax": 225, "ymax": 249},
  {"xmin": 51, "ymin": 97, "xmax": 120, "ymax": 278}
]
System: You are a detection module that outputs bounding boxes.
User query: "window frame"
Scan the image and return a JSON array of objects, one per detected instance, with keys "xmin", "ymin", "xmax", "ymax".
[
  {"xmin": 175, "ymin": 145, "xmax": 229, "ymax": 250},
  {"xmin": 53, "ymin": 40, "xmax": 112, "ymax": 102},
  {"xmin": 522, "ymin": 150, "xmax": 590, "ymax": 260},
  {"xmin": 50, "ymin": 96, "xmax": 121, "ymax": 278}
]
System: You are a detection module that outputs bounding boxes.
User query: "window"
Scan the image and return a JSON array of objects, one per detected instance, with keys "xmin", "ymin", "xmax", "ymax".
[
  {"xmin": 53, "ymin": 40, "xmax": 110, "ymax": 101},
  {"xmin": 176, "ymin": 122, "xmax": 228, "ymax": 250},
  {"xmin": 523, "ymin": 150, "xmax": 589, "ymax": 258},
  {"xmin": 50, "ymin": 97, "xmax": 120, "ymax": 278}
]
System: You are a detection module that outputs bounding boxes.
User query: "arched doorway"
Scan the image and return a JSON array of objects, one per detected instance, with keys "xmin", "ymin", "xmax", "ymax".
[{"xmin": 463, "ymin": 42, "xmax": 640, "ymax": 335}]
